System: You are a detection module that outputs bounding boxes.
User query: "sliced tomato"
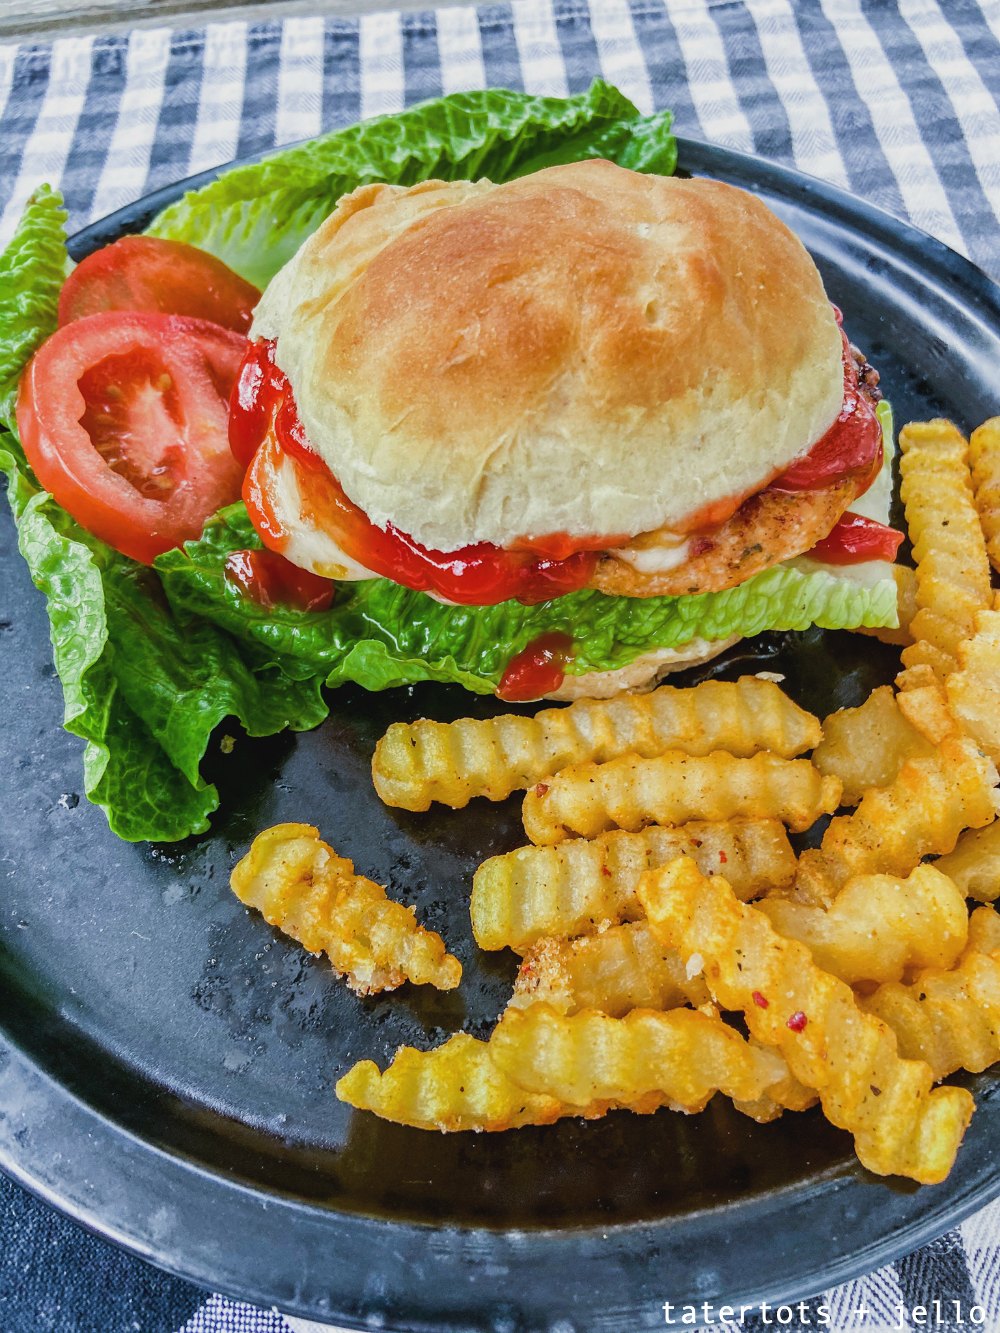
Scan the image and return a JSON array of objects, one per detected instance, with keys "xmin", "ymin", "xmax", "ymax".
[
  {"xmin": 809, "ymin": 512, "xmax": 904, "ymax": 565},
  {"xmin": 17, "ymin": 312, "xmax": 247, "ymax": 563},
  {"xmin": 58, "ymin": 236, "xmax": 260, "ymax": 335},
  {"xmin": 769, "ymin": 331, "xmax": 882, "ymax": 495}
]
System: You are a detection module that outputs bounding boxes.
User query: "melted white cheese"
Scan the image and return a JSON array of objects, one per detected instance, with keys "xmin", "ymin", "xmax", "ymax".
[
  {"xmin": 269, "ymin": 450, "xmax": 378, "ymax": 580},
  {"xmin": 267, "ymin": 452, "xmax": 461, "ymax": 602},
  {"xmin": 611, "ymin": 533, "xmax": 690, "ymax": 575}
]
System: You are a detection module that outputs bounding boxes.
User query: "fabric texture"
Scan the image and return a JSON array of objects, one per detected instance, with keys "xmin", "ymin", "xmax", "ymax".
[{"xmin": 1, "ymin": 1, "xmax": 1000, "ymax": 1330}]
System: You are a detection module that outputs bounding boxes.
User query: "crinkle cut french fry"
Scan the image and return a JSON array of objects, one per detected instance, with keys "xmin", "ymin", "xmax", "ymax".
[
  {"xmin": 895, "ymin": 677, "xmax": 958, "ymax": 745},
  {"xmin": 371, "ymin": 677, "xmax": 821, "ymax": 811},
  {"xmin": 335, "ymin": 1033, "xmax": 564, "ymax": 1131},
  {"xmin": 735, "ymin": 1040, "xmax": 819, "ymax": 1122},
  {"xmin": 894, "ymin": 662, "xmax": 937, "ymax": 697},
  {"xmin": 757, "ymin": 866, "xmax": 968, "ymax": 987},
  {"xmin": 935, "ymin": 820, "xmax": 1000, "ymax": 903},
  {"xmin": 862, "ymin": 910, "xmax": 1000, "ymax": 1081},
  {"xmin": 508, "ymin": 921, "xmax": 710, "ymax": 1016},
  {"xmin": 970, "ymin": 417, "xmax": 1000, "ymax": 575},
  {"xmin": 638, "ymin": 858, "xmax": 974, "ymax": 1184},
  {"xmin": 522, "ymin": 752, "xmax": 841, "ymax": 846},
  {"xmin": 793, "ymin": 738, "xmax": 999, "ymax": 908},
  {"xmin": 965, "ymin": 904, "xmax": 1000, "ymax": 958},
  {"xmin": 946, "ymin": 609, "xmax": 1000, "ymax": 763},
  {"xmin": 489, "ymin": 1003, "xmax": 804, "ymax": 1121},
  {"xmin": 471, "ymin": 819, "xmax": 795, "ymax": 951},
  {"xmin": 230, "ymin": 823, "xmax": 461, "ymax": 995},
  {"xmin": 812, "ymin": 686, "xmax": 934, "ymax": 806},
  {"xmin": 898, "ymin": 419, "xmax": 992, "ymax": 681}
]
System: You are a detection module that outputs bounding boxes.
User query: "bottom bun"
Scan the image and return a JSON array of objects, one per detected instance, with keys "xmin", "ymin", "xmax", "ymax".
[{"xmin": 539, "ymin": 636, "xmax": 741, "ymax": 701}]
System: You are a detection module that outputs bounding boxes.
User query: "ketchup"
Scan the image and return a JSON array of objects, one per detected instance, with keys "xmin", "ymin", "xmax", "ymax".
[
  {"xmin": 228, "ymin": 339, "xmax": 286, "ymax": 468},
  {"xmin": 224, "ymin": 548, "xmax": 335, "ymax": 612},
  {"xmin": 498, "ymin": 632, "xmax": 574, "ymax": 701},
  {"xmin": 231, "ymin": 341, "xmax": 603, "ymax": 607},
  {"xmin": 808, "ymin": 512, "xmax": 903, "ymax": 565}
]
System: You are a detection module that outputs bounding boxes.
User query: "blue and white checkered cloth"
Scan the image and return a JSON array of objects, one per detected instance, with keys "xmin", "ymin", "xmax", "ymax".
[{"xmin": 3, "ymin": 2, "xmax": 1000, "ymax": 1330}]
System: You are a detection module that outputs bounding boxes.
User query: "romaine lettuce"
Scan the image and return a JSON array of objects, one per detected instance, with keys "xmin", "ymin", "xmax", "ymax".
[
  {"xmin": 0, "ymin": 192, "xmax": 326, "ymax": 841},
  {"xmin": 0, "ymin": 184, "xmax": 67, "ymax": 431}
]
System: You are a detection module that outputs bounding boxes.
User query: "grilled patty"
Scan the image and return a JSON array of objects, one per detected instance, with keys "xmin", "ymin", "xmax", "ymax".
[{"xmin": 591, "ymin": 350, "xmax": 882, "ymax": 599}]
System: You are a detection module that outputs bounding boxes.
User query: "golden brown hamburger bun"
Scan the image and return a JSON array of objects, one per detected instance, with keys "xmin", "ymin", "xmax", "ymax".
[{"xmin": 252, "ymin": 160, "xmax": 843, "ymax": 553}]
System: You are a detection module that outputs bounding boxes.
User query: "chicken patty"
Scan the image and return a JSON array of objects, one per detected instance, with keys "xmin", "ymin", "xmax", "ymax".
[
  {"xmin": 593, "ymin": 354, "xmax": 882, "ymax": 599},
  {"xmin": 591, "ymin": 477, "xmax": 858, "ymax": 598}
]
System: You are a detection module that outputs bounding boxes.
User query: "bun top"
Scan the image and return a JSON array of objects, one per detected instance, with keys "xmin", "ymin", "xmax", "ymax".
[{"xmin": 252, "ymin": 160, "xmax": 844, "ymax": 552}]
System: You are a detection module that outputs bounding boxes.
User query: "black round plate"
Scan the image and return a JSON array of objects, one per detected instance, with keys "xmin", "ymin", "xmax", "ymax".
[{"xmin": 2, "ymin": 139, "xmax": 1000, "ymax": 1332}]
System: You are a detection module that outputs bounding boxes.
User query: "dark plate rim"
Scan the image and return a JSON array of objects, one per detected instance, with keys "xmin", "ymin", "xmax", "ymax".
[{"xmin": 3, "ymin": 134, "xmax": 1000, "ymax": 1331}]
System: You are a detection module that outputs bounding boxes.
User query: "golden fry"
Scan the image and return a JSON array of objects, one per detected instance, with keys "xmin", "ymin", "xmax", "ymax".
[
  {"xmin": 895, "ymin": 677, "xmax": 958, "ymax": 745},
  {"xmin": 230, "ymin": 823, "xmax": 461, "ymax": 995},
  {"xmin": 812, "ymin": 686, "xmax": 933, "ymax": 806},
  {"xmin": 371, "ymin": 677, "xmax": 821, "ymax": 811},
  {"xmin": 757, "ymin": 866, "xmax": 968, "ymax": 987},
  {"xmin": 793, "ymin": 738, "xmax": 998, "ymax": 907},
  {"xmin": 897, "ymin": 419, "xmax": 992, "ymax": 681},
  {"xmin": 935, "ymin": 820, "xmax": 1000, "ymax": 903},
  {"xmin": 521, "ymin": 752, "xmax": 841, "ymax": 846},
  {"xmin": 862, "ymin": 909, "xmax": 1000, "ymax": 1081},
  {"xmin": 735, "ymin": 1040, "xmax": 819, "ymax": 1122},
  {"xmin": 970, "ymin": 417, "xmax": 1000, "ymax": 574},
  {"xmin": 335, "ymin": 1033, "xmax": 563, "ymax": 1131},
  {"xmin": 471, "ymin": 819, "xmax": 795, "ymax": 952},
  {"xmin": 489, "ymin": 1002, "xmax": 802, "ymax": 1121},
  {"xmin": 638, "ymin": 858, "xmax": 974, "ymax": 1184},
  {"xmin": 508, "ymin": 921, "xmax": 710, "ymax": 1016},
  {"xmin": 946, "ymin": 609, "xmax": 1000, "ymax": 762},
  {"xmin": 965, "ymin": 904, "xmax": 1000, "ymax": 958},
  {"xmin": 894, "ymin": 661, "xmax": 938, "ymax": 696}
]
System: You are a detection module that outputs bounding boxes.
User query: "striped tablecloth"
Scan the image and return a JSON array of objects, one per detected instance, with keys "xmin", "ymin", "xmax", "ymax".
[{"xmin": 2, "ymin": 3, "xmax": 1000, "ymax": 1331}]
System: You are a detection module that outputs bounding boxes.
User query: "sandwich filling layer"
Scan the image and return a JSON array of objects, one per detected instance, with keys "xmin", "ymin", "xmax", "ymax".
[{"xmin": 232, "ymin": 331, "xmax": 898, "ymax": 607}]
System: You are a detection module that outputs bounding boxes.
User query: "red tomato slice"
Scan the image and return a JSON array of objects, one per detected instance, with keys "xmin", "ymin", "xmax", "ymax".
[
  {"xmin": 17, "ymin": 312, "xmax": 247, "ymax": 563},
  {"xmin": 57, "ymin": 236, "xmax": 260, "ymax": 335},
  {"xmin": 809, "ymin": 512, "xmax": 904, "ymax": 565}
]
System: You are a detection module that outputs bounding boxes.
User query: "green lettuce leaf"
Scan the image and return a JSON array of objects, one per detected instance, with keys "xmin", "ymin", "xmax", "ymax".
[
  {"xmin": 147, "ymin": 81, "xmax": 675, "ymax": 288},
  {"xmin": 0, "ymin": 193, "xmax": 327, "ymax": 841},
  {"xmin": 0, "ymin": 184, "xmax": 67, "ymax": 432},
  {"xmin": 156, "ymin": 503, "xmax": 898, "ymax": 696}
]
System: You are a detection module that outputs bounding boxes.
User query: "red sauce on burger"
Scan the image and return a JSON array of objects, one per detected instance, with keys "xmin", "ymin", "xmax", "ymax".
[
  {"xmin": 229, "ymin": 317, "xmax": 893, "ymax": 606},
  {"xmin": 498, "ymin": 632, "xmax": 574, "ymax": 701}
]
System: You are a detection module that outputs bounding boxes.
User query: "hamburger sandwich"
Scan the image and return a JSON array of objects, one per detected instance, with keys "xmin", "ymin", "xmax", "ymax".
[{"xmin": 230, "ymin": 158, "xmax": 900, "ymax": 701}]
